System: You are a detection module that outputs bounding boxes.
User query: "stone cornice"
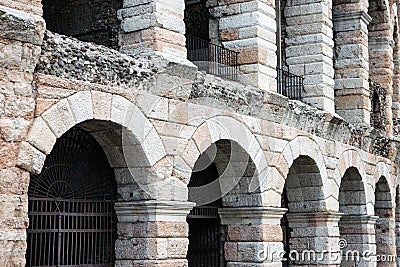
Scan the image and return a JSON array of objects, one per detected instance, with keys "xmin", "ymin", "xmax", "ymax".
[
  {"xmin": 219, "ymin": 207, "xmax": 287, "ymax": 225},
  {"xmin": 333, "ymin": 10, "xmax": 372, "ymax": 24},
  {"xmin": 115, "ymin": 200, "xmax": 196, "ymax": 222}
]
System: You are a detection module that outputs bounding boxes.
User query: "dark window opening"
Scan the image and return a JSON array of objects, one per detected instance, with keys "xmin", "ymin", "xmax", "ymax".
[
  {"xmin": 370, "ymin": 79, "xmax": 387, "ymax": 130},
  {"xmin": 184, "ymin": 0, "xmax": 210, "ymax": 41},
  {"xmin": 184, "ymin": 0, "xmax": 239, "ymax": 80},
  {"xmin": 42, "ymin": 0, "xmax": 122, "ymax": 49}
]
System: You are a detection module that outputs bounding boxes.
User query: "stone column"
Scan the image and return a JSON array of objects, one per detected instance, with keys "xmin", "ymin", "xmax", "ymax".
[
  {"xmin": 284, "ymin": 0, "xmax": 335, "ymax": 112},
  {"xmin": 339, "ymin": 215, "xmax": 378, "ymax": 267},
  {"xmin": 118, "ymin": 0, "xmax": 187, "ymax": 61},
  {"xmin": 368, "ymin": 3, "xmax": 394, "ymax": 134},
  {"xmin": 219, "ymin": 207, "xmax": 287, "ymax": 266},
  {"xmin": 0, "ymin": 5, "xmax": 44, "ymax": 266},
  {"xmin": 286, "ymin": 212, "xmax": 342, "ymax": 266},
  {"xmin": 396, "ymin": 210, "xmax": 400, "ymax": 266},
  {"xmin": 207, "ymin": 0, "xmax": 277, "ymax": 92},
  {"xmin": 375, "ymin": 216, "xmax": 396, "ymax": 267},
  {"xmin": 114, "ymin": 200, "xmax": 195, "ymax": 267},
  {"xmin": 333, "ymin": 10, "xmax": 372, "ymax": 125}
]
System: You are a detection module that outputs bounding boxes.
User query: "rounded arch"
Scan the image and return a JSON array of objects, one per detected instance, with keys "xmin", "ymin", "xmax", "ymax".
[
  {"xmin": 177, "ymin": 115, "xmax": 268, "ymax": 191},
  {"xmin": 278, "ymin": 136, "xmax": 332, "ymax": 208},
  {"xmin": 17, "ymin": 91, "xmax": 180, "ymax": 201},
  {"xmin": 337, "ymin": 149, "xmax": 373, "ymax": 214},
  {"xmin": 374, "ymin": 161, "xmax": 395, "ymax": 199}
]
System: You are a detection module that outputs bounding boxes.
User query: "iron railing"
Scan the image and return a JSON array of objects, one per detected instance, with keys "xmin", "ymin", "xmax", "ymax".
[
  {"xmin": 277, "ymin": 67, "xmax": 304, "ymax": 100},
  {"xmin": 187, "ymin": 35, "xmax": 239, "ymax": 80}
]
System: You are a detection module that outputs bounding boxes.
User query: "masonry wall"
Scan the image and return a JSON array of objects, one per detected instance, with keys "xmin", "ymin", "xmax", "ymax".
[{"xmin": 1, "ymin": 0, "xmax": 400, "ymax": 266}]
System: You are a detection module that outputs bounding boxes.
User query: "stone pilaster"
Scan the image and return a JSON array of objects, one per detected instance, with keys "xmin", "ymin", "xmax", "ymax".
[
  {"xmin": 339, "ymin": 215, "xmax": 378, "ymax": 267},
  {"xmin": 368, "ymin": 2, "xmax": 394, "ymax": 134},
  {"xmin": 0, "ymin": 5, "xmax": 44, "ymax": 266},
  {"xmin": 284, "ymin": 0, "xmax": 335, "ymax": 112},
  {"xmin": 118, "ymin": 0, "xmax": 187, "ymax": 61},
  {"xmin": 333, "ymin": 10, "xmax": 372, "ymax": 125},
  {"xmin": 219, "ymin": 207, "xmax": 287, "ymax": 266},
  {"xmin": 207, "ymin": 0, "xmax": 277, "ymax": 92},
  {"xmin": 286, "ymin": 212, "xmax": 342, "ymax": 266},
  {"xmin": 114, "ymin": 200, "xmax": 195, "ymax": 267},
  {"xmin": 375, "ymin": 216, "xmax": 396, "ymax": 267}
]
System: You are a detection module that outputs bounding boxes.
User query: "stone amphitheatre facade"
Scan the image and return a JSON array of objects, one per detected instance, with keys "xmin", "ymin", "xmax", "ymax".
[{"xmin": 2, "ymin": 0, "xmax": 400, "ymax": 266}]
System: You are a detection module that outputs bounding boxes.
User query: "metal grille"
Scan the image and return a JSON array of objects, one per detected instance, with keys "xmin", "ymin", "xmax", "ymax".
[
  {"xmin": 187, "ymin": 35, "xmax": 239, "ymax": 80},
  {"xmin": 27, "ymin": 127, "xmax": 117, "ymax": 267},
  {"xmin": 277, "ymin": 67, "xmax": 304, "ymax": 100},
  {"xmin": 187, "ymin": 218, "xmax": 224, "ymax": 267}
]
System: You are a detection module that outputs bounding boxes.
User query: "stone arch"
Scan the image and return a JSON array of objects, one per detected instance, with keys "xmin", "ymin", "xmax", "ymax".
[
  {"xmin": 19, "ymin": 91, "xmax": 195, "ymax": 265},
  {"xmin": 337, "ymin": 149, "xmax": 374, "ymax": 214},
  {"xmin": 16, "ymin": 91, "xmax": 180, "ymax": 201},
  {"xmin": 279, "ymin": 136, "xmax": 333, "ymax": 208},
  {"xmin": 374, "ymin": 161, "xmax": 394, "ymax": 196},
  {"xmin": 177, "ymin": 115, "xmax": 268, "ymax": 197},
  {"xmin": 280, "ymin": 137, "xmax": 340, "ymax": 265},
  {"xmin": 337, "ymin": 152, "xmax": 372, "ymax": 266}
]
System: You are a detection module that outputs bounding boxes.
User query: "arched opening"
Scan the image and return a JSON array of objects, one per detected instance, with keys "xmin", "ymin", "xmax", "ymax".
[
  {"xmin": 282, "ymin": 155, "xmax": 330, "ymax": 266},
  {"xmin": 338, "ymin": 167, "xmax": 367, "ymax": 266},
  {"xmin": 42, "ymin": 0, "xmax": 123, "ymax": 48},
  {"xmin": 26, "ymin": 127, "xmax": 117, "ymax": 266},
  {"xmin": 375, "ymin": 176, "xmax": 396, "ymax": 267},
  {"xmin": 186, "ymin": 139, "xmax": 259, "ymax": 266}
]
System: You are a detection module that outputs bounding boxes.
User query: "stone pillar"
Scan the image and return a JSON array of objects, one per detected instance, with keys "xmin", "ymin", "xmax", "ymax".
[
  {"xmin": 286, "ymin": 212, "xmax": 342, "ymax": 266},
  {"xmin": 207, "ymin": 0, "xmax": 277, "ymax": 92},
  {"xmin": 368, "ymin": 3, "xmax": 394, "ymax": 134},
  {"xmin": 219, "ymin": 207, "xmax": 287, "ymax": 266},
  {"xmin": 375, "ymin": 216, "xmax": 396, "ymax": 267},
  {"xmin": 118, "ymin": 0, "xmax": 187, "ymax": 61},
  {"xmin": 0, "ymin": 6, "xmax": 44, "ymax": 266},
  {"xmin": 333, "ymin": 10, "xmax": 372, "ymax": 125},
  {"xmin": 284, "ymin": 0, "xmax": 335, "ymax": 112},
  {"xmin": 339, "ymin": 215, "xmax": 377, "ymax": 267},
  {"xmin": 114, "ymin": 200, "xmax": 195, "ymax": 267}
]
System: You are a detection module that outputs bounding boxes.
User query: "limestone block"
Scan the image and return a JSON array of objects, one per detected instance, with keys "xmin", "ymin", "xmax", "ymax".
[
  {"xmin": 67, "ymin": 91, "xmax": 93, "ymax": 124},
  {"xmin": 91, "ymin": 91, "xmax": 112, "ymax": 120},
  {"xmin": 16, "ymin": 141, "xmax": 46, "ymax": 174},
  {"xmin": 26, "ymin": 116, "xmax": 56, "ymax": 155},
  {"xmin": 41, "ymin": 98, "xmax": 76, "ymax": 138}
]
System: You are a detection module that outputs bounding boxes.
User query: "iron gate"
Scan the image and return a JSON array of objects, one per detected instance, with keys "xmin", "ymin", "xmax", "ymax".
[
  {"xmin": 27, "ymin": 127, "xmax": 117, "ymax": 267},
  {"xmin": 187, "ymin": 207, "xmax": 224, "ymax": 267}
]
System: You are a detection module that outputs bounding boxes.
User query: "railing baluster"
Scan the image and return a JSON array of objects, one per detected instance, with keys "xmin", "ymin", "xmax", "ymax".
[
  {"xmin": 276, "ymin": 67, "xmax": 304, "ymax": 101},
  {"xmin": 187, "ymin": 35, "xmax": 239, "ymax": 80}
]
